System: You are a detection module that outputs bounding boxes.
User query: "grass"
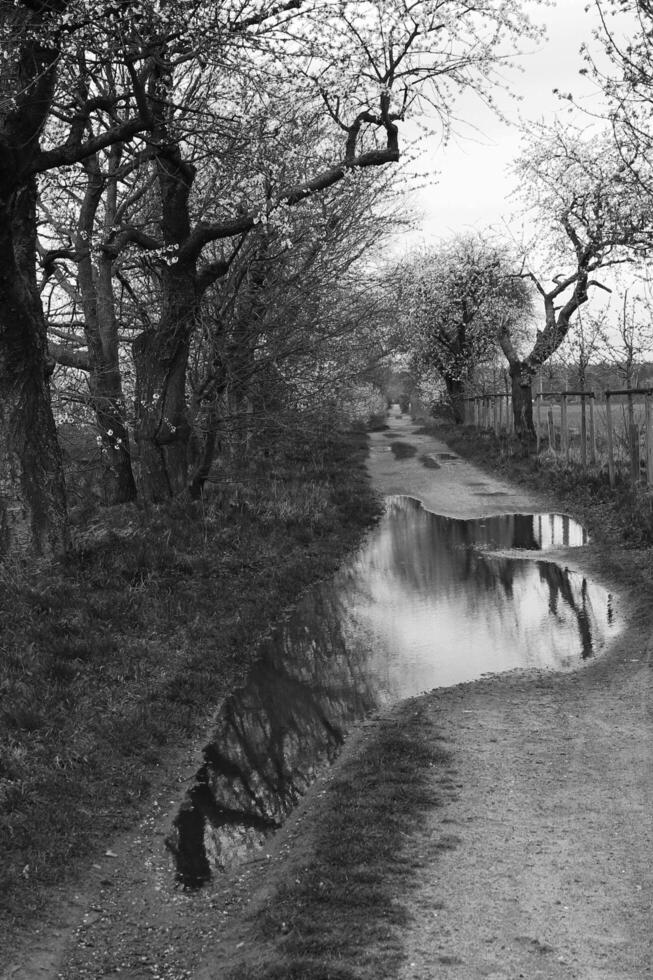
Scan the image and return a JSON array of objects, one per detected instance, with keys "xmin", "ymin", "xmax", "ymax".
[
  {"xmin": 225, "ymin": 699, "xmax": 453, "ymax": 980},
  {"xmin": 0, "ymin": 420, "xmax": 384, "ymax": 953}
]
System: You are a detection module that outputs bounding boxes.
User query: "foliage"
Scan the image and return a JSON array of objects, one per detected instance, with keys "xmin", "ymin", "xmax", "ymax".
[
  {"xmin": 514, "ymin": 120, "xmax": 650, "ymax": 263},
  {"xmin": 393, "ymin": 233, "xmax": 533, "ymax": 419},
  {"xmin": 584, "ymin": 0, "xmax": 653, "ymax": 214},
  {"xmin": 1, "ymin": 0, "xmax": 549, "ymax": 554}
]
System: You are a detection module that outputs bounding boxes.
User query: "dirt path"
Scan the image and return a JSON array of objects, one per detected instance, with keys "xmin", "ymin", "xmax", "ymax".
[
  {"xmin": 374, "ymin": 411, "xmax": 653, "ymax": 979},
  {"xmin": 367, "ymin": 412, "xmax": 541, "ymax": 518},
  {"xmin": 4, "ymin": 412, "xmax": 653, "ymax": 979}
]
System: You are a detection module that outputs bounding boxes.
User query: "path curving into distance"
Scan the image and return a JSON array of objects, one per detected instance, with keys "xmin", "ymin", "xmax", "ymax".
[{"xmin": 373, "ymin": 411, "xmax": 653, "ymax": 980}]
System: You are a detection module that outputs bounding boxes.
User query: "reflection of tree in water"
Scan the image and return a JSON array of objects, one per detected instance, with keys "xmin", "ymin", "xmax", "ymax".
[
  {"xmin": 169, "ymin": 497, "xmax": 613, "ymax": 888},
  {"xmin": 538, "ymin": 562, "xmax": 593, "ymax": 660},
  {"xmin": 378, "ymin": 496, "xmax": 584, "ymax": 556},
  {"xmin": 168, "ymin": 586, "xmax": 380, "ymax": 887},
  {"xmin": 364, "ymin": 497, "xmax": 521, "ymax": 604},
  {"xmin": 342, "ymin": 496, "xmax": 613, "ymax": 686}
]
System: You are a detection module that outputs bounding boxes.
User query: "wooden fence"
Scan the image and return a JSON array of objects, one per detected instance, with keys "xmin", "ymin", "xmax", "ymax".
[
  {"xmin": 465, "ymin": 386, "xmax": 653, "ymax": 490},
  {"xmin": 463, "ymin": 393, "xmax": 513, "ymax": 435}
]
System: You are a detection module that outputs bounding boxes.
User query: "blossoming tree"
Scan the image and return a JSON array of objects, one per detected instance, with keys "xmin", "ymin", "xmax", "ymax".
[{"xmin": 0, "ymin": 0, "xmax": 545, "ymax": 554}]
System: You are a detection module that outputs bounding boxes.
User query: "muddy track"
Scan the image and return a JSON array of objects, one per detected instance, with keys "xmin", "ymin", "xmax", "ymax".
[
  {"xmin": 375, "ymin": 412, "xmax": 653, "ymax": 980},
  {"xmin": 4, "ymin": 411, "xmax": 653, "ymax": 980}
]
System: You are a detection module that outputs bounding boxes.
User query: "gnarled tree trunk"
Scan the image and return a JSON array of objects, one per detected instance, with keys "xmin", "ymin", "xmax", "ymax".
[
  {"xmin": 0, "ymin": 13, "xmax": 70, "ymax": 556},
  {"xmin": 0, "ymin": 180, "xmax": 70, "ymax": 555},
  {"xmin": 76, "ymin": 153, "xmax": 137, "ymax": 504},
  {"xmin": 509, "ymin": 360, "xmax": 536, "ymax": 450},
  {"xmin": 133, "ymin": 265, "xmax": 196, "ymax": 502},
  {"xmin": 444, "ymin": 376, "xmax": 465, "ymax": 424}
]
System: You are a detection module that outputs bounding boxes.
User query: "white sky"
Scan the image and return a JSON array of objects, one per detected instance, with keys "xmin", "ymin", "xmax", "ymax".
[{"xmin": 400, "ymin": 0, "xmax": 615, "ymax": 248}]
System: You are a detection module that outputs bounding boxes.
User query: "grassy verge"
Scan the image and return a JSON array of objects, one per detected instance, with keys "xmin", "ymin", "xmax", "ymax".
[
  {"xmin": 0, "ymin": 421, "xmax": 383, "ymax": 951},
  {"xmin": 224, "ymin": 699, "xmax": 453, "ymax": 980}
]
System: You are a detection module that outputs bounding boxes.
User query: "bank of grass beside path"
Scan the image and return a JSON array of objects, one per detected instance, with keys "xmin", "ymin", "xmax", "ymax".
[
  {"xmin": 223, "ymin": 700, "xmax": 454, "ymax": 980},
  {"xmin": 0, "ymin": 420, "xmax": 383, "ymax": 954}
]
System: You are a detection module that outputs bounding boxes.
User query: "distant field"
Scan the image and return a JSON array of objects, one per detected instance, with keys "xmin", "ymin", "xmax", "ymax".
[{"xmin": 535, "ymin": 398, "xmax": 649, "ymax": 461}]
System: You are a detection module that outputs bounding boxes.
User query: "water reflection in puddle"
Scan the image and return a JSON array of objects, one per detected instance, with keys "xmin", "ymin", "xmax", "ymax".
[
  {"xmin": 169, "ymin": 496, "xmax": 616, "ymax": 886},
  {"xmin": 451, "ymin": 510, "xmax": 588, "ymax": 550}
]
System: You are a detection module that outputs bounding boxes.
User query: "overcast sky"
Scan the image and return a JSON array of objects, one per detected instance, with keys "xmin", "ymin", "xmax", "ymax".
[{"xmin": 400, "ymin": 0, "xmax": 615, "ymax": 248}]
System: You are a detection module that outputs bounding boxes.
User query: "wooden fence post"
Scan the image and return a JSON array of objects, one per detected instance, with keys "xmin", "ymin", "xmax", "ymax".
[
  {"xmin": 647, "ymin": 394, "xmax": 653, "ymax": 488},
  {"xmin": 606, "ymin": 394, "xmax": 615, "ymax": 489},
  {"xmin": 628, "ymin": 422, "xmax": 639, "ymax": 485},
  {"xmin": 561, "ymin": 394, "xmax": 569, "ymax": 460},
  {"xmin": 627, "ymin": 392, "xmax": 640, "ymax": 484},
  {"xmin": 536, "ymin": 393, "xmax": 542, "ymax": 452},
  {"xmin": 547, "ymin": 404, "xmax": 555, "ymax": 450},
  {"xmin": 580, "ymin": 394, "xmax": 587, "ymax": 469},
  {"xmin": 589, "ymin": 395, "xmax": 597, "ymax": 465}
]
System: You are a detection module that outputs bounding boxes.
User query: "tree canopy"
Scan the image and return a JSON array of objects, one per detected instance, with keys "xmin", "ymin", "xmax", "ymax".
[{"xmin": 0, "ymin": 0, "xmax": 549, "ymax": 555}]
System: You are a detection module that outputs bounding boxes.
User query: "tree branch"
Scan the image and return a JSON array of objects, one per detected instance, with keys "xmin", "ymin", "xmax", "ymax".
[
  {"xmin": 49, "ymin": 340, "xmax": 91, "ymax": 372},
  {"xmin": 33, "ymin": 117, "xmax": 148, "ymax": 173}
]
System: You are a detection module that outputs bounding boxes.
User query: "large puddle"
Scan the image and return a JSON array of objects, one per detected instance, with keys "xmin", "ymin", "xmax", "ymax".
[{"xmin": 168, "ymin": 496, "xmax": 617, "ymax": 886}]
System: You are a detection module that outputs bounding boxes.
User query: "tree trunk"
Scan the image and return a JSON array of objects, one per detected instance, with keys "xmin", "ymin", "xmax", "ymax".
[
  {"xmin": 76, "ymin": 152, "xmax": 137, "ymax": 504},
  {"xmin": 189, "ymin": 402, "xmax": 221, "ymax": 499},
  {"xmin": 89, "ymin": 371, "xmax": 137, "ymax": 504},
  {"xmin": 0, "ymin": 180, "xmax": 70, "ymax": 556},
  {"xmin": 509, "ymin": 361, "xmax": 537, "ymax": 450},
  {"xmin": 133, "ymin": 267, "xmax": 196, "ymax": 502},
  {"xmin": 444, "ymin": 376, "xmax": 465, "ymax": 424},
  {"xmin": 0, "ymin": 7, "xmax": 70, "ymax": 555}
]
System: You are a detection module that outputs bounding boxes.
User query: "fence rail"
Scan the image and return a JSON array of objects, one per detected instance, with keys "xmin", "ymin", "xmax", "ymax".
[{"xmin": 466, "ymin": 387, "xmax": 653, "ymax": 490}]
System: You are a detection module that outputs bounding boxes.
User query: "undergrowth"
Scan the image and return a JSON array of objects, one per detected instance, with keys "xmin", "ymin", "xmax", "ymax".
[{"xmin": 0, "ymin": 421, "xmax": 383, "ymax": 954}]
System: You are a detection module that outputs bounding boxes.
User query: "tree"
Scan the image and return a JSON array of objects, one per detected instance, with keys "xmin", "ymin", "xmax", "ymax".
[
  {"xmin": 0, "ymin": 0, "xmax": 546, "ymax": 555},
  {"xmin": 40, "ymin": 141, "xmax": 144, "ymax": 504},
  {"xmin": 0, "ymin": 1, "xmax": 159, "ymax": 554},
  {"xmin": 396, "ymin": 233, "xmax": 533, "ymax": 423},
  {"xmin": 501, "ymin": 121, "xmax": 649, "ymax": 443},
  {"xmin": 114, "ymin": 0, "xmax": 548, "ymax": 502},
  {"xmin": 585, "ymin": 0, "xmax": 653, "ymax": 202},
  {"xmin": 186, "ymin": 169, "xmax": 401, "ymax": 495}
]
